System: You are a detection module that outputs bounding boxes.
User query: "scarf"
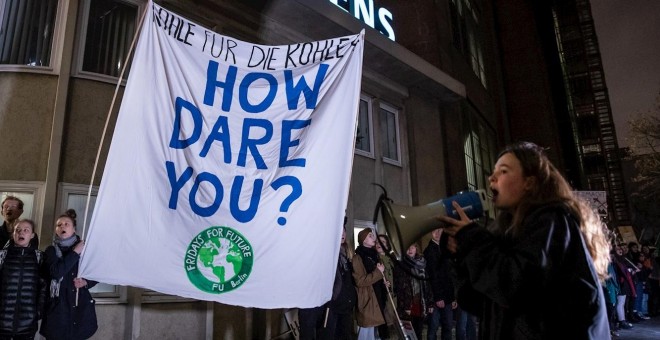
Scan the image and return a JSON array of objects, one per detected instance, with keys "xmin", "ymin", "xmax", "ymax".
[
  {"xmin": 403, "ymin": 255, "xmax": 427, "ymax": 278},
  {"xmin": 50, "ymin": 234, "xmax": 79, "ymax": 298},
  {"xmin": 355, "ymin": 245, "xmax": 387, "ymax": 310},
  {"xmin": 404, "ymin": 255, "xmax": 427, "ymax": 296}
]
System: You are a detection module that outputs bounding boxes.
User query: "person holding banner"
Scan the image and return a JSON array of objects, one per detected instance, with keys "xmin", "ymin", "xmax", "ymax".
[
  {"xmin": 326, "ymin": 224, "xmax": 358, "ymax": 340},
  {"xmin": 440, "ymin": 141, "xmax": 611, "ymax": 339},
  {"xmin": 40, "ymin": 209, "xmax": 98, "ymax": 340},
  {"xmin": 353, "ymin": 228, "xmax": 388, "ymax": 340}
]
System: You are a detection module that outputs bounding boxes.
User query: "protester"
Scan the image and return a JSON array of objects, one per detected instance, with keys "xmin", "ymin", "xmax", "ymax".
[
  {"xmin": 40, "ymin": 209, "xmax": 98, "ymax": 340},
  {"xmin": 353, "ymin": 228, "xmax": 387, "ymax": 340},
  {"xmin": 440, "ymin": 141, "xmax": 611, "ymax": 339},
  {"xmin": 633, "ymin": 252, "xmax": 651, "ymax": 320},
  {"xmin": 393, "ymin": 243, "xmax": 433, "ymax": 339},
  {"xmin": 326, "ymin": 226, "xmax": 357, "ymax": 339},
  {"xmin": 614, "ymin": 242, "xmax": 642, "ymax": 323},
  {"xmin": 0, "ymin": 196, "xmax": 24, "ymax": 248},
  {"xmin": 0, "ymin": 219, "xmax": 46, "ymax": 339},
  {"xmin": 604, "ymin": 255, "xmax": 621, "ymax": 337},
  {"xmin": 628, "ymin": 242, "xmax": 641, "ymax": 263},
  {"xmin": 648, "ymin": 253, "xmax": 660, "ymax": 317},
  {"xmin": 612, "ymin": 244, "xmax": 636, "ymax": 329},
  {"xmin": 455, "ymin": 308, "xmax": 478, "ymax": 340},
  {"xmin": 424, "ymin": 228, "xmax": 455, "ymax": 340},
  {"xmin": 297, "ymin": 303, "xmax": 326, "ymax": 339},
  {"xmin": 298, "ymin": 223, "xmax": 357, "ymax": 339}
]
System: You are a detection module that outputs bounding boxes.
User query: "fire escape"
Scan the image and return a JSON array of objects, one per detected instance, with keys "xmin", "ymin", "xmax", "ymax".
[{"xmin": 552, "ymin": 0, "xmax": 631, "ymax": 226}]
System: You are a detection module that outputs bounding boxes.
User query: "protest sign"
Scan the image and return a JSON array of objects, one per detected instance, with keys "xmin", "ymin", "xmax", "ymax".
[{"xmin": 79, "ymin": 2, "xmax": 364, "ymax": 308}]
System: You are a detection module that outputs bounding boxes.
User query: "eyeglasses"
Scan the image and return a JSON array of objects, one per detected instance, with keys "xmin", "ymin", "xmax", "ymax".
[{"xmin": 2, "ymin": 204, "xmax": 19, "ymax": 209}]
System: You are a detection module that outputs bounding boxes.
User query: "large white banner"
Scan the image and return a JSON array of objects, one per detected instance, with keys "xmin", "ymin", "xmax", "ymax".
[{"xmin": 79, "ymin": 2, "xmax": 364, "ymax": 308}]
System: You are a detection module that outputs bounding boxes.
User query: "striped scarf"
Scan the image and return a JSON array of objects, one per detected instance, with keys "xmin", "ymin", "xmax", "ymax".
[{"xmin": 50, "ymin": 234, "xmax": 78, "ymax": 298}]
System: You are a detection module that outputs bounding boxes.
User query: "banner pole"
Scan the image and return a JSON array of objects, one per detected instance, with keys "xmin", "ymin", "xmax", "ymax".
[{"xmin": 80, "ymin": 2, "xmax": 149, "ymax": 244}]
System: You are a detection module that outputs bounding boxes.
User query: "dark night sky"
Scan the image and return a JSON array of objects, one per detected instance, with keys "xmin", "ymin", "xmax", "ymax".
[{"xmin": 590, "ymin": 1, "xmax": 660, "ymax": 148}]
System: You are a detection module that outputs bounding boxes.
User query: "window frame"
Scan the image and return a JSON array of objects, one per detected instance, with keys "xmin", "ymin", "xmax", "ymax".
[
  {"xmin": 72, "ymin": 0, "xmax": 145, "ymax": 84},
  {"xmin": 449, "ymin": 0, "xmax": 487, "ymax": 88},
  {"xmin": 0, "ymin": 0, "xmax": 66, "ymax": 74},
  {"xmin": 378, "ymin": 101, "xmax": 401, "ymax": 166},
  {"xmin": 58, "ymin": 183, "xmax": 196, "ymax": 303},
  {"xmin": 461, "ymin": 107, "xmax": 496, "ymax": 218},
  {"xmin": 355, "ymin": 94, "xmax": 375, "ymax": 159},
  {"xmin": 57, "ymin": 182, "xmax": 127, "ymax": 303}
]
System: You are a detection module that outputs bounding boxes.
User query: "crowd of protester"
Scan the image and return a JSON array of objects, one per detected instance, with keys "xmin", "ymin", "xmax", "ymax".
[
  {"xmin": 1, "ymin": 196, "xmax": 97, "ymax": 340},
  {"xmin": 298, "ymin": 142, "xmax": 652, "ymax": 340},
  {"xmin": 300, "ymin": 223, "xmax": 479, "ymax": 340},
  {"xmin": 3, "ymin": 141, "xmax": 659, "ymax": 340},
  {"xmin": 605, "ymin": 240, "xmax": 659, "ymax": 337}
]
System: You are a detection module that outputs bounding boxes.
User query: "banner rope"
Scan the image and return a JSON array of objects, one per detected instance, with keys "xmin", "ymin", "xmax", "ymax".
[{"xmin": 80, "ymin": 3, "xmax": 149, "ymax": 245}]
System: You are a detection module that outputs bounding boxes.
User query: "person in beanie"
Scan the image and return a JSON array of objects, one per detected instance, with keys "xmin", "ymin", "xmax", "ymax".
[
  {"xmin": 40, "ymin": 209, "xmax": 98, "ymax": 340},
  {"xmin": 352, "ymin": 228, "xmax": 387, "ymax": 340}
]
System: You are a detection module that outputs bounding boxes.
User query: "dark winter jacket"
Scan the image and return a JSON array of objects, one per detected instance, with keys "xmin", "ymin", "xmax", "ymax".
[
  {"xmin": 0, "ymin": 222, "xmax": 11, "ymax": 249},
  {"xmin": 423, "ymin": 238, "xmax": 455, "ymax": 303},
  {"xmin": 329, "ymin": 248, "xmax": 357, "ymax": 314},
  {"xmin": 393, "ymin": 255, "xmax": 433, "ymax": 318},
  {"xmin": 612, "ymin": 254, "xmax": 636, "ymax": 297},
  {"xmin": 40, "ymin": 236, "xmax": 98, "ymax": 340},
  {"xmin": 454, "ymin": 203, "xmax": 610, "ymax": 340},
  {"xmin": 0, "ymin": 242, "xmax": 46, "ymax": 337}
]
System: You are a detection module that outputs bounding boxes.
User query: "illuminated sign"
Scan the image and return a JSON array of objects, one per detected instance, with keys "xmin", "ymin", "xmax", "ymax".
[{"xmin": 329, "ymin": 0, "xmax": 395, "ymax": 41}]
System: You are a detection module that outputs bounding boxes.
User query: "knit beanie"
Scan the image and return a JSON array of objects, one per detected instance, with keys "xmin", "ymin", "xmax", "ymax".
[{"xmin": 357, "ymin": 228, "xmax": 372, "ymax": 245}]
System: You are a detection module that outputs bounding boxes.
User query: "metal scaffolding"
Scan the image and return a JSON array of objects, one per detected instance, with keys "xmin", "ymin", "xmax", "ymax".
[{"xmin": 552, "ymin": 0, "xmax": 630, "ymax": 226}]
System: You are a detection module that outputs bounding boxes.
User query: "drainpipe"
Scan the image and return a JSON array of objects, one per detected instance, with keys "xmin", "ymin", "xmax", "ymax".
[{"xmin": 42, "ymin": 0, "xmax": 79, "ymax": 243}]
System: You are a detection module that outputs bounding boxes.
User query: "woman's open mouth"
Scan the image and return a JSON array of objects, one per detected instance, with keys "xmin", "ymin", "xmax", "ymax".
[{"xmin": 491, "ymin": 188, "xmax": 499, "ymax": 202}]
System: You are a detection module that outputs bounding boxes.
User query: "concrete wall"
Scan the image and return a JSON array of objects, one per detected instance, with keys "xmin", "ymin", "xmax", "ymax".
[{"xmin": 0, "ymin": 73, "xmax": 57, "ymax": 181}]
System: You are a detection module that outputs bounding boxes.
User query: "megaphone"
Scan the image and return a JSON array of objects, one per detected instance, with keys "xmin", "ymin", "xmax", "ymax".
[{"xmin": 373, "ymin": 186, "xmax": 491, "ymax": 258}]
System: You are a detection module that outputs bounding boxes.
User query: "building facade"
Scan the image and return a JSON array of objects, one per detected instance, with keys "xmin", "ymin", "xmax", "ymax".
[
  {"xmin": 4, "ymin": 0, "xmax": 618, "ymax": 338},
  {"xmin": 494, "ymin": 0, "xmax": 630, "ymax": 227}
]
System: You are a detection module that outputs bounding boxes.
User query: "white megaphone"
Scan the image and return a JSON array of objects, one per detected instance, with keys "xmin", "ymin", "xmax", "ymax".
[{"xmin": 372, "ymin": 185, "xmax": 491, "ymax": 258}]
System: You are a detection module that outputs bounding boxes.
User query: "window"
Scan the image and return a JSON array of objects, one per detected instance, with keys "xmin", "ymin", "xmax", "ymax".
[
  {"xmin": 58, "ymin": 183, "xmax": 125, "ymax": 301},
  {"xmin": 379, "ymin": 102, "xmax": 400, "ymax": 164},
  {"xmin": 449, "ymin": 0, "xmax": 487, "ymax": 87},
  {"xmin": 75, "ymin": 0, "xmax": 141, "ymax": 80},
  {"xmin": 463, "ymin": 110, "xmax": 495, "ymax": 220},
  {"xmin": 0, "ymin": 0, "xmax": 58, "ymax": 67},
  {"xmin": 355, "ymin": 94, "xmax": 374, "ymax": 157},
  {"xmin": 462, "ymin": 106, "xmax": 495, "ymax": 192}
]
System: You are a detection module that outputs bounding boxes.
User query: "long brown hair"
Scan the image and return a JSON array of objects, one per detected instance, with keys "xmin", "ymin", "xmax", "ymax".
[{"xmin": 494, "ymin": 142, "xmax": 611, "ymax": 281}]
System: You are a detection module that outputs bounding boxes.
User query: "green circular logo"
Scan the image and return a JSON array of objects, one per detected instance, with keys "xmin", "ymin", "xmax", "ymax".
[{"xmin": 185, "ymin": 226, "xmax": 253, "ymax": 294}]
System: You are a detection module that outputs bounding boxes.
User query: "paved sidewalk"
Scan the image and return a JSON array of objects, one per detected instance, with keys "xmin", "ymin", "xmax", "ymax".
[{"xmin": 616, "ymin": 316, "xmax": 660, "ymax": 340}]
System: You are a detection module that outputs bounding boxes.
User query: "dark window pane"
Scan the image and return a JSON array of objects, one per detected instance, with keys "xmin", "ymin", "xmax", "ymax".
[
  {"xmin": 0, "ymin": 0, "xmax": 58, "ymax": 66},
  {"xmin": 83, "ymin": 0, "xmax": 137, "ymax": 77},
  {"xmin": 380, "ymin": 107, "xmax": 398, "ymax": 161},
  {"xmin": 356, "ymin": 99, "xmax": 371, "ymax": 153}
]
